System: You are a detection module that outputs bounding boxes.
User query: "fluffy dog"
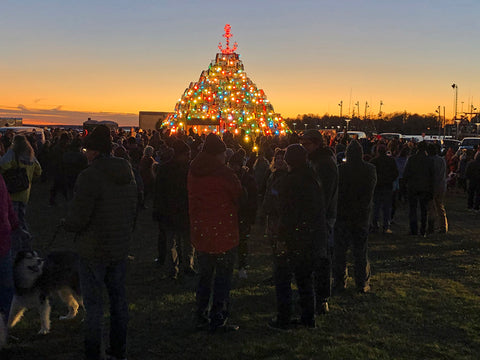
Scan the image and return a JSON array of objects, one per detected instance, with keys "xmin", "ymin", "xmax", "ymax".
[{"xmin": 8, "ymin": 250, "xmax": 83, "ymax": 335}]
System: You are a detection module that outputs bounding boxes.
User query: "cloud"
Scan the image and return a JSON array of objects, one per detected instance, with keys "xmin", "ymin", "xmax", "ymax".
[{"xmin": 0, "ymin": 106, "xmax": 138, "ymax": 126}]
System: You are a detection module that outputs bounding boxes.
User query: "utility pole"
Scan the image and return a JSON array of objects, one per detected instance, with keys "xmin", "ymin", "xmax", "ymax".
[
  {"xmin": 452, "ymin": 83, "xmax": 458, "ymax": 121},
  {"xmin": 355, "ymin": 101, "xmax": 360, "ymax": 119},
  {"xmin": 364, "ymin": 101, "xmax": 369, "ymax": 120},
  {"xmin": 378, "ymin": 100, "xmax": 383, "ymax": 118}
]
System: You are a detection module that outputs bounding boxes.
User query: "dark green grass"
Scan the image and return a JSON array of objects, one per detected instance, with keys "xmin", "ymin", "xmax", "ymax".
[{"xmin": 2, "ymin": 182, "xmax": 480, "ymax": 359}]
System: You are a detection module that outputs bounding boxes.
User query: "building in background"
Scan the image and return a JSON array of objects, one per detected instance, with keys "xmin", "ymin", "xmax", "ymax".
[{"xmin": 139, "ymin": 111, "xmax": 170, "ymax": 131}]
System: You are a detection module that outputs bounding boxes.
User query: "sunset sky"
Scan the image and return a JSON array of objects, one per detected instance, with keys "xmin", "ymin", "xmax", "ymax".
[{"xmin": 1, "ymin": 0, "xmax": 480, "ymax": 126}]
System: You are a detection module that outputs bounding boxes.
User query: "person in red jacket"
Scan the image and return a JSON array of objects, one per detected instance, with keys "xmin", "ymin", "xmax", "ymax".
[
  {"xmin": 188, "ymin": 133, "xmax": 242, "ymax": 332},
  {"xmin": 0, "ymin": 173, "xmax": 19, "ymax": 329}
]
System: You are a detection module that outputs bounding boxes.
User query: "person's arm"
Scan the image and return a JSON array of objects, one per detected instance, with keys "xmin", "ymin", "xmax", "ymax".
[{"xmin": 63, "ymin": 170, "xmax": 99, "ymax": 233}]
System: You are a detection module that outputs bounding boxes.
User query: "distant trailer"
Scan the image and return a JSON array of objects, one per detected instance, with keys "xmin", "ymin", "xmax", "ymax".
[
  {"xmin": 83, "ymin": 119, "xmax": 118, "ymax": 134},
  {"xmin": 0, "ymin": 117, "xmax": 22, "ymax": 127}
]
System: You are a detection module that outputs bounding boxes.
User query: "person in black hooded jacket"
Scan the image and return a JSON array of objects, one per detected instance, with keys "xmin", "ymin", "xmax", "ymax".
[
  {"xmin": 300, "ymin": 130, "xmax": 338, "ymax": 314},
  {"xmin": 269, "ymin": 144, "xmax": 327, "ymax": 330},
  {"xmin": 333, "ymin": 140, "xmax": 377, "ymax": 294}
]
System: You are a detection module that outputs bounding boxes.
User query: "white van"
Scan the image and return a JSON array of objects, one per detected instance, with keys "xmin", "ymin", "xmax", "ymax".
[
  {"xmin": 347, "ymin": 131, "xmax": 367, "ymax": 139},
  {"xmin": 379, "ymin": 133, "xmax": 402, "ymax": 140},
  {"xmin": 0, "ymin": 126, "xmax": 46, "ymax": 145}
]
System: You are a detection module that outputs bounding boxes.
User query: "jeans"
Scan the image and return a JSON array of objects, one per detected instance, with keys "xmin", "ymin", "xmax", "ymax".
[
  {"xmin": 408, "ymin": 191, "xmax": 432, "ymax": 235},
  {"xmin": 372, "ymin": 189, "xmax": 393, "ymax": 230},
  {"xmin": 196, "ymin": 248, "xmax": 236, "ymax": 328},
  {"xmin": 0, "ymin": 250, "xmax": 13, "ymax": 321},
  {"xmin": 428, "ymin": 191, "xmax": 448, "ymax": 232},
  {"xmin": 164, "ymin": 227, "xmax": 195, "ymax": 277},
  {"xmin": 467, "ymin": 180, "xmax": 480, "ymax": 210},
  {"xmin": 333, "ymin": 222, "xmax": 370, "ymax": 291},
  {"xmin": 79, "ymin": 258, "xmax": 128, "ymax": 360},
  {"xmin": 273, "ymin": 251, "xmax": 315, "ymax": 325}
]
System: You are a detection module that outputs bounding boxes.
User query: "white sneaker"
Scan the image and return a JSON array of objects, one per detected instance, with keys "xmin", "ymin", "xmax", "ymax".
[{"xmin": 238, "ymin": 268, "xmax": 248, "ymax": 279}]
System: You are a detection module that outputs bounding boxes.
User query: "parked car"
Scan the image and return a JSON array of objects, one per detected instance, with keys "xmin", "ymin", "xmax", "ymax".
[{"xmin": 459, "ymin": 137, "xmax": 480, "ymax": 151}]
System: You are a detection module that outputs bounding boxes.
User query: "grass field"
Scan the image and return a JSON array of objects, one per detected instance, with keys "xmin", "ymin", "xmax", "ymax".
[{"xmin": 2, "ymin": 180, "xmax": 480, "ymax": 360}]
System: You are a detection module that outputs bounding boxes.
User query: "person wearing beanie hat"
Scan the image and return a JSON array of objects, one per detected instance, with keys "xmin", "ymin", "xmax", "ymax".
[
  {"xmin": 301, "ymin": 128, "xmax": 338, "ymax": 315},
  {"xmin": 63, "ymin": 124, "xmax": 137, "ymax": 360},
  {"xmin": 333, "ymin": 139, "xmax": 377, "ymax": 295},
  {"xmin": 228, "ymin": 150, "xmax": 257, "ymax": 279},
  {"xmin": 188, "ymin": 132, "xmax": 242, "ymax": 332},
  {"xmin": 283, "ymin": 144, "xmax": 307, "ymax": 169},
  {"xmin": 268, "ymin": 143, "xmax": 327, "ymax": 330},
  {"xmin": 203, "ymin": 133, "xmax": 226, "ymax": 155},
  {"xmin": 83, "ymin": 125, "xmax": 112, "ymax": 158},
  {"xmin": 152, "ymin": 138, "xmax": 195, "ymax": 280}
]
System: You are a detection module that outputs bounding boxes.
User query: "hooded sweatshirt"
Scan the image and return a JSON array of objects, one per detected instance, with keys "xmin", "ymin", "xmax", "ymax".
[
  {"xmin": 64, "ymin": 155, "xmax": 138, "ymax": 261},
  {"xmin": 188, "ymin": 151, "xmax": 242, "ymax": 253}
]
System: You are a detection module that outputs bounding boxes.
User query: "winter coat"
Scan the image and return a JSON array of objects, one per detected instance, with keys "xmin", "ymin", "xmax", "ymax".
[
  {"xmin": 0, "ymin": 149, "xmax": 42, "ymax": 204},
  {"xmin": 263, "ymin": 168, "xmax": 288, "ymax": 235},
  {"xmin": 188, "ymin": 152, "xmax": 242, "ymax": 254},
  {"xmin": 153, "ymin": 158, "xmax": 190, "ymax": 230},
  {"xmin": 0, "ymin": 174, "xmax": 18, "ymax": 256},
  {"xmin": 403, "ymin": 151, "xmax": 434, "ymax": 194},
  {"xmin": 64, "ymin": 155, "xmax": 138, "ymax": 261},
  {"xmin": 336, "ymin": 141, "xmax": 377, "ymax": 228},
  {"xmin": 370, "ymin": 154, "xmax": 399, "ymax": 191},
  {"xmin": 307, "ymin": 146, "xmax": 338, "ymax": 227},
  {"xmin": 278, "ymin": 165, "xmax": 327, "ymax": 258}
]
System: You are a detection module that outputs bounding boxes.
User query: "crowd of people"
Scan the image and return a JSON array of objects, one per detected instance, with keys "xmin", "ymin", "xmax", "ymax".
[{"xmin": 0, "ymin": 124, "xmax": 479, "ymax": 359}]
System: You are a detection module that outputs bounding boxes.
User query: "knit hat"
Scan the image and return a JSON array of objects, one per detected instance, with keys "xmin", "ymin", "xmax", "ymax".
[
  {"xmin": 203, "ymin": 133, "xmax": 226, "ymax": 155},
  {"xmin": 284, "ymin": 144, "xmax": 307, "ymax": 168},
  {"xmin": 83, "ymin": 125, "xmax": 112, "ymax": 154},
  {"xmin": 172, "ymin": 139, "xmax": 190, "ymax": 156},
  {"xmin": 228, "ymin": 150, "xmax": 245, "ymax": 166},
  {"xmin": 301, "ymin": 129, "xmax": 324, "ymax": 145}
]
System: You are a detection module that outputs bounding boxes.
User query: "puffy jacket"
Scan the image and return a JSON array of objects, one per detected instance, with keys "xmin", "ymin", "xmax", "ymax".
[
  {"xmin": 404, "ymin": 151, "xmax": 434, "ymax": 194},
  {"xmin": 278, "ymin": 165, "xmax": 327, "ymax": 258},
  {"xmin": 0, "ymin": 149, "xmax": 42, "ymax": 203},
  {"xmin": 64, "ymin": 155, "xmax": 138, "ymax": 261},
  {"xmin": 188, "ymin": 152, "xmax": 242, "ymax": 254},
  {"xmin": 370, "ymin": 154, "xmax": 399, "ymax": 191},
  {"xmin": 153, "ymin": 158, "xmax": 190, "ymax": 230}
]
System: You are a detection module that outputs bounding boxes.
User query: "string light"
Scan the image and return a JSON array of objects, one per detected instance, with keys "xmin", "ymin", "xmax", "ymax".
[{"xmin": 164, "ymin": 24, "xmax": 288, "ymax": 134}]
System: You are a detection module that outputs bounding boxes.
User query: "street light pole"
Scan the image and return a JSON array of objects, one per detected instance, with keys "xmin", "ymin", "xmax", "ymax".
[
  {"xmin": 379, "ymin": 100, "xmax": 383, "ymax": 118},
  {"xmin": 364, "ymin": 101, "xmax": 369, "ymax": 120},
  {"xmin": 435, "ymin": 106, "xmax": 441, "ymax": 135},
  {"xmin": 338, "ymin": 100, "xmax": 343, "ymax": 118},
  {"xmin": 452, "ymin": 83, "xmax": 458, "ymax": 121}
]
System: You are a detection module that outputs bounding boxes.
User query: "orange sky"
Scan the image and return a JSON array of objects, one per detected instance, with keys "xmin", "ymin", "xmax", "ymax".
[{"xmin": 2, "ymin": 1, "xmax": 479, "ymax": 126}]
